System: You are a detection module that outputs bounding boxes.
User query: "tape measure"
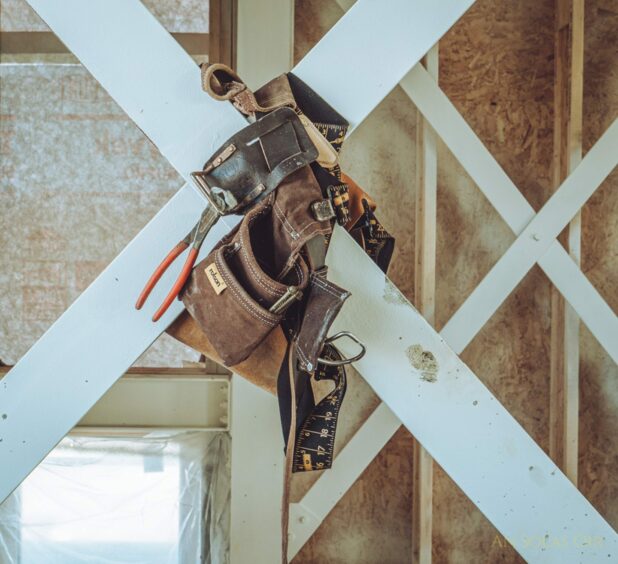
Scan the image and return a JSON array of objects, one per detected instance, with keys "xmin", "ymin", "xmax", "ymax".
[{"xmin": 293, "ymin": 344, "xmax": 347, "ymax": 473}]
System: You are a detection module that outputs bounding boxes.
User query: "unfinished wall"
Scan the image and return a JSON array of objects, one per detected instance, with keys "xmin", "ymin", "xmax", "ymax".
[
  {"xmin": 0, "ymin": 0, "xmax": 208, "ymax": 366},
  {"xmin": 579, "ymin": 0, "xmax": 618, "ymax": 534},
  {"xmin": 1, "ymin": 0, "xmax": 615, "ymax": 560},
  {"xmin": 294, "ymin": 0, "xmax": 617, "ymax": 563}
]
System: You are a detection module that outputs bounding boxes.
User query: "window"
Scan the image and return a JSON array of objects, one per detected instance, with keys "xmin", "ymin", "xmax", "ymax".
[{"xmin": 0, "ymin": 432, "xmax": 229, "ymax": 564}]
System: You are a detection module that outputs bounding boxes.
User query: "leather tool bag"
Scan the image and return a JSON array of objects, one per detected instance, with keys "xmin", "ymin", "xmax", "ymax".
[
  {"xmin": 168, "ymin": 65, "xmax": 396, "ymax": 564},
  {"xmin": 182, "ymin": 166, "xmax": 329, "ymax": 366},
  {"xmin": 173, "ymin": 63, "xmax": 395, "ymax": 438}
]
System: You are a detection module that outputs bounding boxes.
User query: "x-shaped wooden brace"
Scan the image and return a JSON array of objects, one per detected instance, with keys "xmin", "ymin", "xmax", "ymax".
[
  {"xmin": 0, "ymin": 1, "xmax": 616, "ymax": 563},
  {"xmin": 404, "ymin": 66, "xmax": 618, "ymax": 359},
  {"xmin": 288, "ymin": 60, "xmax": 617, "ymax": 557}
]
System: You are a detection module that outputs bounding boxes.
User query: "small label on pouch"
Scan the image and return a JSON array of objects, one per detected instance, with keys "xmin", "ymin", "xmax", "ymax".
[{"xmin": 205, "ymin": 263, "xmax": 227, "ymax": 295}]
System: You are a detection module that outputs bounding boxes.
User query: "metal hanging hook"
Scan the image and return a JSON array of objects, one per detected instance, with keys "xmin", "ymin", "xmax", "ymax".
[{"xmin": 318, "ymin": 331, "xmax": 366, "ymax": 366}]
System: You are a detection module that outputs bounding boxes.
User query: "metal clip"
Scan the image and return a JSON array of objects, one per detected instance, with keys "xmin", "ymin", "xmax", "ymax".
[
  {"xmin": 311, "ymin": 199, "xmax": 336, "ymax": 222},
  {"xmin": 269, "ymin": 286, "xmax": 303, "ymax": 315},
  {"xmin": 190, "ymin": 144, "xmax": 238, "ymax": 214},
  {"xmin": 318, "ymin": 331, "xmax": 366, "ymax": 366}
]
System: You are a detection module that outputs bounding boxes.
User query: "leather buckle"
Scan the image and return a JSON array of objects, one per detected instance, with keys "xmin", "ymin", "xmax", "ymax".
[
  {"xmin": 191, "ymin": 171, "xmax": 235, "ymax": 215},
  {"xmin": 318, "ymin": 331, "xmax": 366, "ymax": 366}
]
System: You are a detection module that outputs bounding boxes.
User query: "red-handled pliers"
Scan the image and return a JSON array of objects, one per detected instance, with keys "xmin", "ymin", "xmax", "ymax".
[{"xmin": 136, "ymin": 205, "xmax": 221, "ymax": 321}]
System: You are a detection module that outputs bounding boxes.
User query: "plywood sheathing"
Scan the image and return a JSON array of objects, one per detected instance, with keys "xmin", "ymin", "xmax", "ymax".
[
  {"xmin": 295, "ymin": 0, "xmax": 616, "ymax": 562},
  {"xmin": 579, "ymin": 0, "xmax": 618, "ymax": 533}
]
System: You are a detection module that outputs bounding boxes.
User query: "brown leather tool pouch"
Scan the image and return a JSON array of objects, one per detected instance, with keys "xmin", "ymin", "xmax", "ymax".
[
  {"xmin": 295, "ymin": 268, "xmax": 350, "ymax": 372},
  {"xmin": 191, "ymin": 107, "xmax": 318, "ymax": 215},
  {"xmin": 182, "ymin": 198, "xmax": 313, "ymax": 366}
]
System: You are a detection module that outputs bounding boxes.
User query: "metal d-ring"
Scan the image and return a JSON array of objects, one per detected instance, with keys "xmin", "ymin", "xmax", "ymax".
[{"xmin": 318, "ymin": 331, "xmax": 366, "ymax": 366}]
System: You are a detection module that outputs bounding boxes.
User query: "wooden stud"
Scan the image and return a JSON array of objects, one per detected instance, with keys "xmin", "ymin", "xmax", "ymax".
[
  {"xmin": 412, "ymin": 45, "xmax": 438, "ymax": 564},
  {"xmin": 236, "ymin": 0, "xmax": 294, "ymax": 88},
  {"xmin": 550, "ymin": 0, "xmax": 584, "ymax": 485},
  {"xmin": 209, "ymin": 0, "xmax": 237, "ymax": 68}
]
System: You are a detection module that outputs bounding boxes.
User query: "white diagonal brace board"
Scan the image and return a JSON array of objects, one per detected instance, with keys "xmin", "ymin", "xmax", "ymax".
[
  {"xmin": 0, "ymin": 0, "xmax": 474, "ymax": 498},
  {"xmin": 1, "ymin": 1, "xmax": 615, "ymax": 562},
  {"xmin": 289, "ymin": 402, "xmax": 401, "ymax": 557},
  {"xmin": 401, "ymin": 64, "xmax": 618, "ymax": 360},
  {"xmin": 291, "ymin": 63, "xmax": 618, "ymax": 553},
  {"xmin": 443, "ymin": 119, "xmax": 617, "ymax": 357},
  {"xmin": 325, "ymin": 228, "xmax": 617, "ymax": 563}
]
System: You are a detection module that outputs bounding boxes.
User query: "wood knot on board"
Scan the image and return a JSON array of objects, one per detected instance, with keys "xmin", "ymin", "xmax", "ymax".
[{"xmin": 406, "ymin": 344, "xmax": 439, "ymax": 382}]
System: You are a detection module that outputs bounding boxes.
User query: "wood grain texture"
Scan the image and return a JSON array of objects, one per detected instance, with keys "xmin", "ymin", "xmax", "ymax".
[
  {"xmin": 579, "ymin": 0, "xmax": 618, "ymax": 533},
  {"xmin": 550, "ymin": 0, "xmax": 584, "ymax": 486},
  {"xmin": 412, "ymin": 46, "xmax": 439, "ymax": 564}
]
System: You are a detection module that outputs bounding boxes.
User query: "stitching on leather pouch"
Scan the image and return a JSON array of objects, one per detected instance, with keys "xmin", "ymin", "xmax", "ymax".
[
  {"xmin": 215, "ymin": 252, "xmax": 279, "ymax": 326},
  {"xmin": 312, "ymin": 276, "xmax": 342, "ymax": 298},
  {"xmin": 292, "ymin": 261, "xmax": 304, "ymax": 287},
  {"xmin": 312, "ymin": 276, "xmax": 347, "ymax": 300},
  {"xmin": 239, "ymin": 213, "xmax": 283, "ymax": 298},
  {"xmin": 296, "ymin": 343, "xmax": 312, "ymax": 367},
  {"xmin": 295, "ymin": 219, "xmax": 324, "ymax": 236},
  {"xmin": 273, "ymin": 199, "xmax": 297, "ymax": 237}
]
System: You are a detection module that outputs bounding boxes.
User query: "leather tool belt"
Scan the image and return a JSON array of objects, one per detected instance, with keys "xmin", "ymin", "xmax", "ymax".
[
  {"xmin": 172, "ymin": 63, "xmax": 394, "ymax": 460},
  {"xmin": 143, "ymin": 62, "xmax": 395, "ymax": 562}
]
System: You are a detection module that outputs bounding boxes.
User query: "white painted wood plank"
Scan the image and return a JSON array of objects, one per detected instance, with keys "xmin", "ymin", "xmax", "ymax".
[
  {"xmin": 294, "ymin": 0, "xmax": 475, "ymax": 129},
  {"xmin": 237, "ymin": 0, "xmax": 295, "ymax": 89},
  {"xmin": 24, "ymin": 0, "xmax": 246, "ymax": 180},
  {"xmin": 325, "ymin": 226, "xmax": 617, "ymax": 564},
  {"xmin": 288, "ymin": 402, "xmax": 400, "ymax": 558},
  {"xmin": 402, "ymin": 64, "xmax": 618, "ymax": 360},
  {"xmin": 440, "ymin": 120, "xmax": 618, "ymax": 361},
  {"xmin": 229, "ymin": 6, "xmax": 295, "ymax": 561},
  {"xmin": 77, "ymin": 376, "xmax": 229, "ymax": 430},
  {"xmin": 2, "ymin": 0, "xmax": 474, "ymax": 503},
  {"xmin": 230, "ymin": 376, "xmax": 283, "ymax": 564}
]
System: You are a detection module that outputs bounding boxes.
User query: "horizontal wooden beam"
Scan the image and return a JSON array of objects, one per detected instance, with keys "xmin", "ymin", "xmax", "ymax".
[{"xmin": 0, "ymin": 31, "xmax": 210, "ymax": 55}]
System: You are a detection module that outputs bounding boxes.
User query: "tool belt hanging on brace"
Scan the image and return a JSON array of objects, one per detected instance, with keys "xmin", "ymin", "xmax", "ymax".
[{"xmin": 137, "ymin": 63, "xmax": 395, "ymax": 562}]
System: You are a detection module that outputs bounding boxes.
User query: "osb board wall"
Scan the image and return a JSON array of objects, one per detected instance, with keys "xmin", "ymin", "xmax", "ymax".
[
  {"xmin": 294, "ymin": 1, "xmax": 617, "ymax": 563},
  {"xmin": 0, "ymin": 0, "xmax": 209, "ymax": 366},
  {"xmin": 580, "ymin": 0, "xmax": 618, "ymax": 540}
]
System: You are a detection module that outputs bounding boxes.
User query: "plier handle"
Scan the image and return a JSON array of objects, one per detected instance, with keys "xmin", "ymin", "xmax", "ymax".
[{"xmin": 135, "ymin": 205, "xmax": 220, "ymax": 321}]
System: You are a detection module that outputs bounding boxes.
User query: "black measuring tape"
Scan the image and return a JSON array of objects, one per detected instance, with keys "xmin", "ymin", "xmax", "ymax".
[{"xmin": 293, "ymin": 344, "xmax": 347, "ymax": 473}]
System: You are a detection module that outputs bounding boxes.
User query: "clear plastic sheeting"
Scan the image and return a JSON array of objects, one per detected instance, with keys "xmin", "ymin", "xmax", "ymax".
[{"xmin": 0, "ymin": 432, "xmax": 230, "ymax": 564}]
